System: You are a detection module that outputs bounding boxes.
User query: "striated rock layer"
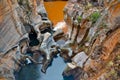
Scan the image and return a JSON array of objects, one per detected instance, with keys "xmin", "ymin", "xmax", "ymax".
[
  {"xmin": 0, "ymin": 0, "xmax": 48, "ymax": 79},
  {"xmin": 63, "ymin": 0, "xmax": 120, "ymax": 80}
]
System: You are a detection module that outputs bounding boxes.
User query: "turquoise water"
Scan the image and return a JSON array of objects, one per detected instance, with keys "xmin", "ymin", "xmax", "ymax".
[
  {"xmin": 40, "ymin": 56, "xmax": 66, "ymax": 80},
  {"xmin": 15, "ymin": 56, "xmax": 67, "ymax": 80},
  {"xmin": 15, "ymin": 40, "xmax": 69, "ymax": 80}
]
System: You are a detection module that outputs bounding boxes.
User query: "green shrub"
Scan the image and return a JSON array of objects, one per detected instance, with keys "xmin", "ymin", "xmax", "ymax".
[
  {"xmin": 77, "ymin": 16, "xmax": 82, "ymax": 23},
  {"xmin": 89, "ymin": 11, "xmax": 101, "ymax": 23}
]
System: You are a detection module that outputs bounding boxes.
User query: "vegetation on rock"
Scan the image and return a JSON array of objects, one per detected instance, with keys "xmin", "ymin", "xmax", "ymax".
[{"xmin": 89, "ymin": 11, "xmax": 101, "ymax": 23}]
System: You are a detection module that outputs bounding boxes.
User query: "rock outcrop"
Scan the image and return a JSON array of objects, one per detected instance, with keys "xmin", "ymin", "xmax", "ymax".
[
  {"xmin": 63, "ymin": 0, "xmax": 120, "ymax": 80},
  {"xmin": 0, "ymin": 0, "xmax": 49, "ymax": 79},
  {"xmin": 1, "ymin": 0, "xmax": 120, "ymax": 80},
  {"xmin": 0, "ymin": 0, "xmax": 72, "ymax": 79}
]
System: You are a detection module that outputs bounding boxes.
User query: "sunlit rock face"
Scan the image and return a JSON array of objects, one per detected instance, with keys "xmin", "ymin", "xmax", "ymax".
[
  {"xmin": 0, "ymin": 0, "xmax": 47, "ymax": 52},
  {"xmin": 63, "ymin": 0, "xmax": 120, "ymax": 80},
  {"xmin": 0, "ymin": 0, "xmax": 47, "ymax": 79},
  {"xmin": 0, "ymin": 0, "xmax": 24, "ymax": 52}
]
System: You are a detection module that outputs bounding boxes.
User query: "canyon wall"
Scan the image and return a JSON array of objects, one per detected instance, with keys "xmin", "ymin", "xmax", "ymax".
[
  {"xmin": 0, "ymin": 0, "xmax": 47, "ymax": 80},
  {"xmin": 63, "ymin": 0, "xmax": 120, "ymax": 80},
  {"xmin": 0, "ymin": 0, "xmax": 46, "ymax": 52},
  {"xmin": 0, "ymin": 0, "xmax": 24, "ymax": 52}
]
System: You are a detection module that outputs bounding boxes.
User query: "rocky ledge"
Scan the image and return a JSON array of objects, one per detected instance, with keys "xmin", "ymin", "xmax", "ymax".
[{"xmin": 63, "ymin": 0, "xmax": 120, "ymax": 80}]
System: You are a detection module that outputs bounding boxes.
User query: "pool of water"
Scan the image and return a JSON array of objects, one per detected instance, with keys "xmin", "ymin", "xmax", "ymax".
[
  {"xmin": 41, "ymin": 56, "xmax": 66, "ymax": 80},
  {"xmin": 15, "ymin": 56, "xmax": 67, "ymax": 80},
  {"xmin": 44, "ymin": 1, "xmax": 67, "ymax": 25}
]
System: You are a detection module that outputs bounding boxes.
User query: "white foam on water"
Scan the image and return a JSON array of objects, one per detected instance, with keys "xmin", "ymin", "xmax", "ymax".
[{"xmin": 53, "ymin": 21, "xmax": 66, "ymax": 31}]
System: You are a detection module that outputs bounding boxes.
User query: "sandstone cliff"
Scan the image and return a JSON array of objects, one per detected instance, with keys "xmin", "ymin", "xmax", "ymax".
[
  {"xmin": 0, "ymin": 0, "xmax": 47, "ymax": 80},
  {"xmin": 63, "ymin": 0, "xmax": 120, "ymax": 80}
]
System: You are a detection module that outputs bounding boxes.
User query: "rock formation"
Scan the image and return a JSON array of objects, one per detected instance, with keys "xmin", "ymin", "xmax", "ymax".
[
  {"xmin": 0, "ymin": 0, "xmax": 51, "ymax": 79},
  {"xmin": 63, "ymin": 0, "xmax": 120, "ymax": 80},
  {"xmin": 0, "ymin": 0, "xmax": 120, "ymax": 80},
  {"xmin": 0, "ymin": 0, "xmax": 72, "ymax": 79}
]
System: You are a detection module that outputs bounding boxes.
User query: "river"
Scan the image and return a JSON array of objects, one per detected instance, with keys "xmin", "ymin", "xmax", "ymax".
[{"xmin": 44, "ymin": 1, "xmax": 67, "ymax": 25}]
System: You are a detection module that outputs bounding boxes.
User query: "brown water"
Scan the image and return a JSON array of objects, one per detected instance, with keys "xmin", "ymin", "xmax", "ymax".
[
  {"xmin": 44, "ymin": 1, "xmax": 68, "ymax": 33},
  {"xmin": 44, "ymin": 1, "xmax": 67, "ymax": 25}
]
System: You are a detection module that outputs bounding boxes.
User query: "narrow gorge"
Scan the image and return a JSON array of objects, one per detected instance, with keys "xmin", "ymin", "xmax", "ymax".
[{"xmin": 0, "ymin": 0, "xmax": 120, "ymax": 80}]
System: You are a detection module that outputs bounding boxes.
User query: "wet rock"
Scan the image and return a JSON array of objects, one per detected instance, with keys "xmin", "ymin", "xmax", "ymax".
[
  {"xmin": 60, "ymin": 48, "xmax": 73, "ymax": 62},
  {"xmin": 53, "ymin": 29, "xmax": 64, "ymax": 41},
  {"xmin": 63, "ymin": 67, "xmax": 86, "ymax": 80},
  {"xmin": 39, "ymin": 32, "xmax": 59, "ymax": 73}
]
